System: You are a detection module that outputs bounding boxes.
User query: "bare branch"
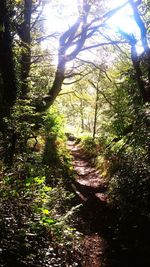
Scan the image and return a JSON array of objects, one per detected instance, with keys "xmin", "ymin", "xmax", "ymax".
[
  {"xmin": 89, "ymin": 80, "xmax": 114, "ymax": 107},
  {"xmin": 34, "ymin": 33, "xmax": 58, "ymax": 44},
  {"xmin": 81, "ymin": 40, "xmax": 128, "ymax": 51},
  {"xmin": 63, "ymin": 74, "xmax": 88, "ymax": 85},
  {"xmin": 58, "ymin": 90, "xmax": 76, "ymax": 96}
]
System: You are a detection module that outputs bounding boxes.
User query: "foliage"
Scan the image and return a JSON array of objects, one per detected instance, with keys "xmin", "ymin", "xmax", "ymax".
[
  {"xmin": 81, "ymin": 136, "xmax": 99, "ymax": 159},
  {"xmin": 102, "ymin": 99, "xmax": 150, "ymax": 222},
  {"xmin": 42, "ymin": 107, "xmax": 73, "ymax": 184},
  {"xmin": 108, "ymin": 147, "xmax": 150, "ymax": 221},
  {"xmin": 0, "ymin": 172, "xmax": 82, "ymax": 267},
  {"xmin": 0, "ymin": 0, "xmax": 150, "ymax": 265},
  {"xmin": 0, "ymin": 105, "xmax": 81, "ymax": 266}
]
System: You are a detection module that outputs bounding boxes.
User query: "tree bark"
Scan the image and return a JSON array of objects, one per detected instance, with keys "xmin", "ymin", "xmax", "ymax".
[
  {"xmin": 0, "ymin": 0, "xmax": 17, "ymax": 119},
  {"xmin": 131, "ymin": 44, "xmax": 147, "ymax": 102},
  {"xmin": 18, "ymin": 0, "xmax": 32, "ymax": 98},
  {"xmin": 129, "ymin": 0, "xmax": 150, "ymax": 102}
]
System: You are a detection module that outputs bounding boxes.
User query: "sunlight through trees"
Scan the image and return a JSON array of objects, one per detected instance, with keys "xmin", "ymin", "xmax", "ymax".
[{"xmin": 0, "ymin": 1, "xmax": 150, "ymax": 266}]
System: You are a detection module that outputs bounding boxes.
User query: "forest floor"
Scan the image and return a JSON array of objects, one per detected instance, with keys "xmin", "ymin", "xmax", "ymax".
[{"xmin": 68, "ymin": 140, "xmax": 150, "ymax": 267}]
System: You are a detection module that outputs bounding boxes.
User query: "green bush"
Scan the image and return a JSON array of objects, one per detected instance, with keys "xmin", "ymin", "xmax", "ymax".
[
  {"xmin": 0, "ymin": 173, "xmax": 82, "ymax": 266},
  {"xmin": 81, "ymin": 136, "xmax": 99, "ymax": 160},
  {"xmin": 108, "ymin": 148, "xmax": 150, "ymax": 222}
]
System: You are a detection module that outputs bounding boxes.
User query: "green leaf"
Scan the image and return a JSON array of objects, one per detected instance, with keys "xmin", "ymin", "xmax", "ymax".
[
  {"xmin": 42, "ymin": 209, "xmax": 49, "ymax": 215},
  {"xmin": 42, "ymin": 217, "xmax": 56, "ymax": 225},
  {"xmin": 34, "ymin": 176, "xmax": 45, "ymax": 184}
]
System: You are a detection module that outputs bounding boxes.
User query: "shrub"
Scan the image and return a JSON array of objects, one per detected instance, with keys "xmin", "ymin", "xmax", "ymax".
[
  {"xmin": 108, "ymin": 148, "xmax": 150, "ymax": 223},
  {"xmin": 0, "ymin": 173, "xmax": 82, "ymax": 266}
]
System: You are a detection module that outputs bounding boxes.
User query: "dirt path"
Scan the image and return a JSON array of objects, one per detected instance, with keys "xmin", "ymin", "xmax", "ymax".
[
  {"xmin": 68, "ymin": 141, "xmax": 110, "ymax": 267},
  {"xmin": 69, "ymin": 141, "xmax": 107, "ymax": 203}
]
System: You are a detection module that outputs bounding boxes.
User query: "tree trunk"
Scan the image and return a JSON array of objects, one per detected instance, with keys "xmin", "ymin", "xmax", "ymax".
[
  {"xmin": 129, "ymin": 0, "xmax": 150, "ymax": 102},
  {"xmin": 131, "ymin": 44, "xmax": 147, "ymax": 103},
  {"xmin": 0, "ymin": 0, "xmax": 17, "ymax": 119},
  {"xmin": 18, "ymin": 0, "xmax": 32, "ymax": 98}
]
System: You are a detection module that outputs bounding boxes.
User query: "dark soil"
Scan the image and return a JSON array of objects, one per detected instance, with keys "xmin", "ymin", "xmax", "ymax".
[{"xmin": 68, "ymin": 141, "xmax": 150, "ymax": 267}]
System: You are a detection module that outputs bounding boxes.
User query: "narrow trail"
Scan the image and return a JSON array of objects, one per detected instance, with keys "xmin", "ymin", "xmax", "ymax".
[
  {"xmin": 68, "ymin": 140, "xmax": 110, "ymax": 267},
  {"xmin": 67, "ymin": 140, "xmax": 150, "ymax": 267},
  {"xmin": 69, "ymin": 141, "xmax": 107, "ymax": 203}
]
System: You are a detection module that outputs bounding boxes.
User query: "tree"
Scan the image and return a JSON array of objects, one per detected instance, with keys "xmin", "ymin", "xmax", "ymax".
[
  {"xmin": 119, "ymin": 0, "xmax": 150, "ymax": 103},
  {"xmin": 0, "ymin": 0, "xmax": 17, "ymax": 120},
  {"xmin": 1, "ymin": 0, "xmax": 150, "ymax": 165},
  {"xmin": 37, "ymin": 0, "xmax": 130, "ymax": 111},
  {"xmin": 18, "ymin": 0, "xmax": 32, "ymax": 98},
  {"xmin": 0, "ymin": 0, "xmax": 45, "ymax": 163}
]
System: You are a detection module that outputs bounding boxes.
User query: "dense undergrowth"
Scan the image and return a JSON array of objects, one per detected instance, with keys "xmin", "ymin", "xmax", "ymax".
[
  {"xmin": 0, "ymin": 107, "xmax": 82, "ymax": 267},
  {"xmin": 81, "ymin": 103, "xmax": 150, "ymax": 227}
]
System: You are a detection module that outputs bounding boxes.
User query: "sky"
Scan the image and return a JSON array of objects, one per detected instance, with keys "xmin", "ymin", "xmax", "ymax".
[
  {"xmin": 43, "ymin": 0, "xmax": 78, "ymax": 34},
  {"xmin": 107, "ymin": 0, "xmax": 140, "ymax": 35},
  {"xmin": 43, "ymin": 0, "xmax": 140, "ymax": 34}
]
